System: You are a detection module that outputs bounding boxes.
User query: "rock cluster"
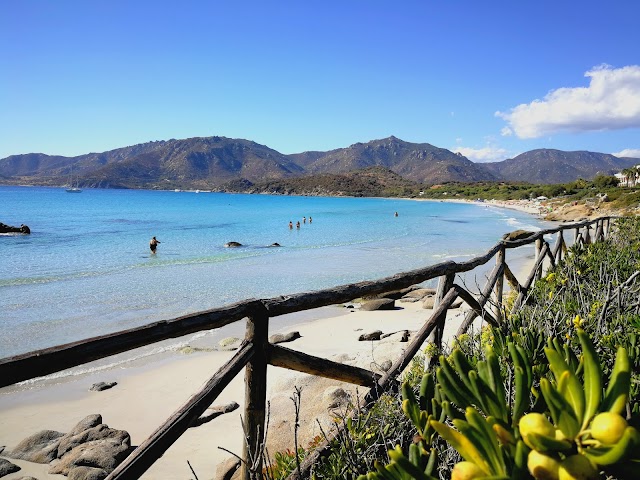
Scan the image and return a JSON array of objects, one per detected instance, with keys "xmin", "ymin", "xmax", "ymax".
[
  {"xmin": 0, "ymin": 222, "xmax": 30, "ymax": 234},
  {"xmin": 2, "ymin": 414, "xmax": 131, "ymax": 480}
]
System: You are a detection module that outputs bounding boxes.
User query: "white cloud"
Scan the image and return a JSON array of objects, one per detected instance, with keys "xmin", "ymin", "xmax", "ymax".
[
  {"xmin": 496, "ymin": 65, "xmax": 640, "ymax": 138},
  {"xmin": 613, "ymin": 148, "xmax": 640, "ymax": 158},
  {"xmin": 452, "ymin": 145, "xmax": 510, "ymax": 163}
]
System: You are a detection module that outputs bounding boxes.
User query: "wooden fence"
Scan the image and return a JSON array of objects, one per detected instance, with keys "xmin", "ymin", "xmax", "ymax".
[{"xmin": 0, "ymin": 216, "xmax": 613, "ymax": 479}]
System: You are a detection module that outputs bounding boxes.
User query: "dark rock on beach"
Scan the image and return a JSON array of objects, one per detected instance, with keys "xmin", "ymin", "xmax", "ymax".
[
  {"xmin": 423, "ymin": 296, "xmax": 463, "ymax": 309},
  {"xmin": 0, "ymin": 222, "xmax": 30, "ymax": 234},
  {"xmin": 358, "ymin": 330, "xmax": 383, "ymax": 341},
  {"xmin": 360, "ymin": 298, "xmax": 395, "ymax": 311},
  {"xmin": 224, "ymin": 241, "xmax": 242, "ymax": 247},
  {"xmin": 67, "ymin": 465, "xmax": 109, "ymax": 480},
  {"xmin": 362, "ymin": 285, "xmax": 419, "ymax": 301},
  {"xmin": 269, "ymin": 331, "xmax": 301, "ymax": 344},
  {"xmin": 6, "ymin": 429, "xmax": 65, "ymax": 463},
  {"xmin": 89, "ymin": 381, "xmax": 117, "ymax": 392},
  {"xmin": 215, "ymin": 457, "xmax": 241, "ymax": 480},
  {"xmin": 191, "ymin": 401, "xmax": 240, "ymax": 428},
  {"xmin": 0, "ymin": 458, "xmax": 21, "ymax": 477},
  {"xmin": 5, "ymin": 414, "xmax": 131, "ymax": 480},
  {"xmin": 402, "ymin": 288, "xmax": 436, "ymax": 300},
  {"xmin": 381, "ymin": 330, "xmax": 409, "ymax": 342}
]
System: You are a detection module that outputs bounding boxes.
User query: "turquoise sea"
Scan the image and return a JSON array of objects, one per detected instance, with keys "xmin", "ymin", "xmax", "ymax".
[{"xmin": 0, "ymin": 186, "xmax": 548, "ymax": 366}]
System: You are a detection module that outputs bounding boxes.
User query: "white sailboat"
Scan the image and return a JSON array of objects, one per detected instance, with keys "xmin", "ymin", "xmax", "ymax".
[{"xmin": 66, "ymin": 166, "xmax": 82, "ymax": 193}]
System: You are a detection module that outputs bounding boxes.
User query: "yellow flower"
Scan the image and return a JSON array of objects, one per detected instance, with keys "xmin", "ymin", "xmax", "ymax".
[
  {"xmin": 548, "ymin": 291, "xmax": 554, "ymax": 300},
  {"xmin": 572, "ymin": 315, "xmax": 584, "ymax": 328},
  {"xmin": 565, "ymin": 333, "xmax": 571, "ymax": 340}
]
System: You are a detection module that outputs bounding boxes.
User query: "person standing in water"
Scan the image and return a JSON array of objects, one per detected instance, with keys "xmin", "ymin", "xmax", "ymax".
[
  {"xmin": 289, "ymin": 221, "xmax": 293, "ymax": 229},
  {"xmin": 149, "ymin": 236, "xmax": 161, "ymax": 254}
]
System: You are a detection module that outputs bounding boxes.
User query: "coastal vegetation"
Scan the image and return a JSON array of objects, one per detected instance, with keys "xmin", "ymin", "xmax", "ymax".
[
  {"xmin": 267, "ymin": 217, "xmax": 640, "ymax": 479},
  {"xmin": 235, "ymin": 169, "xmax": 640, "ymax": 217}
]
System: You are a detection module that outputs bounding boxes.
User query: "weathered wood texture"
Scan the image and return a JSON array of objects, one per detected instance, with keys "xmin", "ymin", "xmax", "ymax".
[
  {"xmin": 456, "ymin": 262, "xmax": 504, "ymax": 335},
  {"xmin": 268, "ymin": 344, "xmax": 382, "ymax": 386},
  {"xmin": 428, "ymin": 274, "xmax": 455, "ymax": 355},
  {"xmin": 107, "ymin": 342, "xmax": 254, "ymax": 480},
  {"xmin": 503, "ymin": 263, "xmax": 522, "ymax": 294},
  {"xmin": 241, "ymin": 306, "xmax": 270, "ymax": 480},
  {"xmin": 494, "ymin": 246, "xmax": 505, "ymax": 322},
  {"xmin": 0, "ymin": 300, "xmax": 260, "ymax": 387}
]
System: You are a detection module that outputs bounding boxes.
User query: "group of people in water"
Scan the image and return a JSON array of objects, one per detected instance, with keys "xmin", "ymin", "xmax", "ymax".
[
  {"xmin": 148, "ymin": 215, "xmax": 314, "ymax": 254},
  {"xmin": 150, "ymin": 212, "xmax": 396, "ymax": 253},
  {"xmin": 288, "ymin": 216, "xmax": 312, "ymax": 229}
]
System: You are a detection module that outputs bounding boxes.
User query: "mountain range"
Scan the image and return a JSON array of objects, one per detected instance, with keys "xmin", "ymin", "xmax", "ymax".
[{"xmin": 1, "ymin": 135, "xmax": 637, "ymax": 190}]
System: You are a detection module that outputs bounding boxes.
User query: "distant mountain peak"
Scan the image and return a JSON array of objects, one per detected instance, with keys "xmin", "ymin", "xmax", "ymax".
[{"xmin": 1, "ymin": 135, "xmax": 633, "ymax": 189}]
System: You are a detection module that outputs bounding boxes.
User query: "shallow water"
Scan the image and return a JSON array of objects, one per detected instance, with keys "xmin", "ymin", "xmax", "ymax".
[{"xmin": 1, "ymin": 186, "xmax": 547, "ymax": 364}]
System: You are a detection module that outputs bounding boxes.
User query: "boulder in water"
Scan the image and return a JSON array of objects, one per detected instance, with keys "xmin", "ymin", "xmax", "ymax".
[
  {"xmin": 0, "ymin": 222, "xmax": 30, "ymax": 234},
  {"xmin": 224, "ymin": 241, "xmax": 242, "ymax": 248}
]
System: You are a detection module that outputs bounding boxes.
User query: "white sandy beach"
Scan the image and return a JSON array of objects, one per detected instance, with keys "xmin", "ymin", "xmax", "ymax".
[
  {"xmin": 0, "ymin": 237, "xmax": 540, "ymax": 480},
  {"xmin": 0, "ymin": 304, "xmax": 428, "ymax": 479},
  {"xmin": 0, "ymin": 302, "xmax": 529, "ymax": 479}
]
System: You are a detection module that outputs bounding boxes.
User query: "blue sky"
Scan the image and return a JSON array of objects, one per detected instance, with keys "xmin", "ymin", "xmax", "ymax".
[{"xmin": 2, "ymin": 1, "xmax": 640, "ymax": 162}]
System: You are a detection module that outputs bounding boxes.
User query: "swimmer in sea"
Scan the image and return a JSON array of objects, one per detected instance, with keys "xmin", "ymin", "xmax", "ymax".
[
  {"xmin": 289, "ymin": 221, "xmax": 293, "ymax": 229},
  {"xmin": 296, "ymin": 221, "xmax": 300, "ymax": 229},
  {"xmin": 149, "ymin": 236, "xmax": 161, "ymax": 254}
]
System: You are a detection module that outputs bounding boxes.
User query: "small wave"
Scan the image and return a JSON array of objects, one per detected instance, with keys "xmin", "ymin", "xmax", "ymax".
[
  {"xmin": 431, "ymin": 253, "xmax": 476, "ymax": 259},
  {"xmin": 504, "ymin": 217, "xmax": 541, "ymax": 231}
]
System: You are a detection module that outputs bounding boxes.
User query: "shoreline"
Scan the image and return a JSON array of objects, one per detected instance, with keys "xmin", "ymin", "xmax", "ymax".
[
  {"xmin": 0, "ymin": 266, "xmax": 537, "ymax": 480},
  {"xmin": 0, "ymin": 301, "xmax": 479, "ymax": 479},
  {"xmin": 0, "ymin": 201, "xmax": 551, "ymax": 479}
]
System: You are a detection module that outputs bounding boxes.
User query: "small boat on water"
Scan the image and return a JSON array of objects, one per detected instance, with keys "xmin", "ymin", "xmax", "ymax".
[{"xmin": 66, "ymin": 166, "xmax": 82, "ymax": 193}]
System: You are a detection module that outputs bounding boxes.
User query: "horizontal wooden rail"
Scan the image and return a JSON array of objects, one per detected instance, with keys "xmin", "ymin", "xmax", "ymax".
[
  {"xmin": 268, "ymin": 344, "xmax": 382, "ymax": 387},
  {"xmin": 0, "ymin": 300, "xmax": 262, "ymax": 388}
]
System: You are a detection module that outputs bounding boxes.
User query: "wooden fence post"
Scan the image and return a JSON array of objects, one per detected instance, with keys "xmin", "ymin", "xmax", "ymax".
[
  {"xmin": 428, "ymin": 273, "xmax": 455, "ymax": 365},
  {"xmin": 535, "ymin": 237, "xmax": 543, "ymax": 281},
  {"xmin": 555, "ymin": 230, "xmax": 564, "ymax": 263},
  {"xmin": 241, "ymin": 304, "xmax": 270, "ymax": 480},
  {"xmin": 494, "ymin": 246, "xmax": 505, "ymax": 323},
  {"xmin": 584, "ymin": 225, "xmax": 592, "ymax": 245}
]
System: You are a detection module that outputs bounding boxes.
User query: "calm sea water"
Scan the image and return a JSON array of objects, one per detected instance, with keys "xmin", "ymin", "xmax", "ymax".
[{"xmin": 1, "ymin": 186, "xmax": 547, "ymax": 363}]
